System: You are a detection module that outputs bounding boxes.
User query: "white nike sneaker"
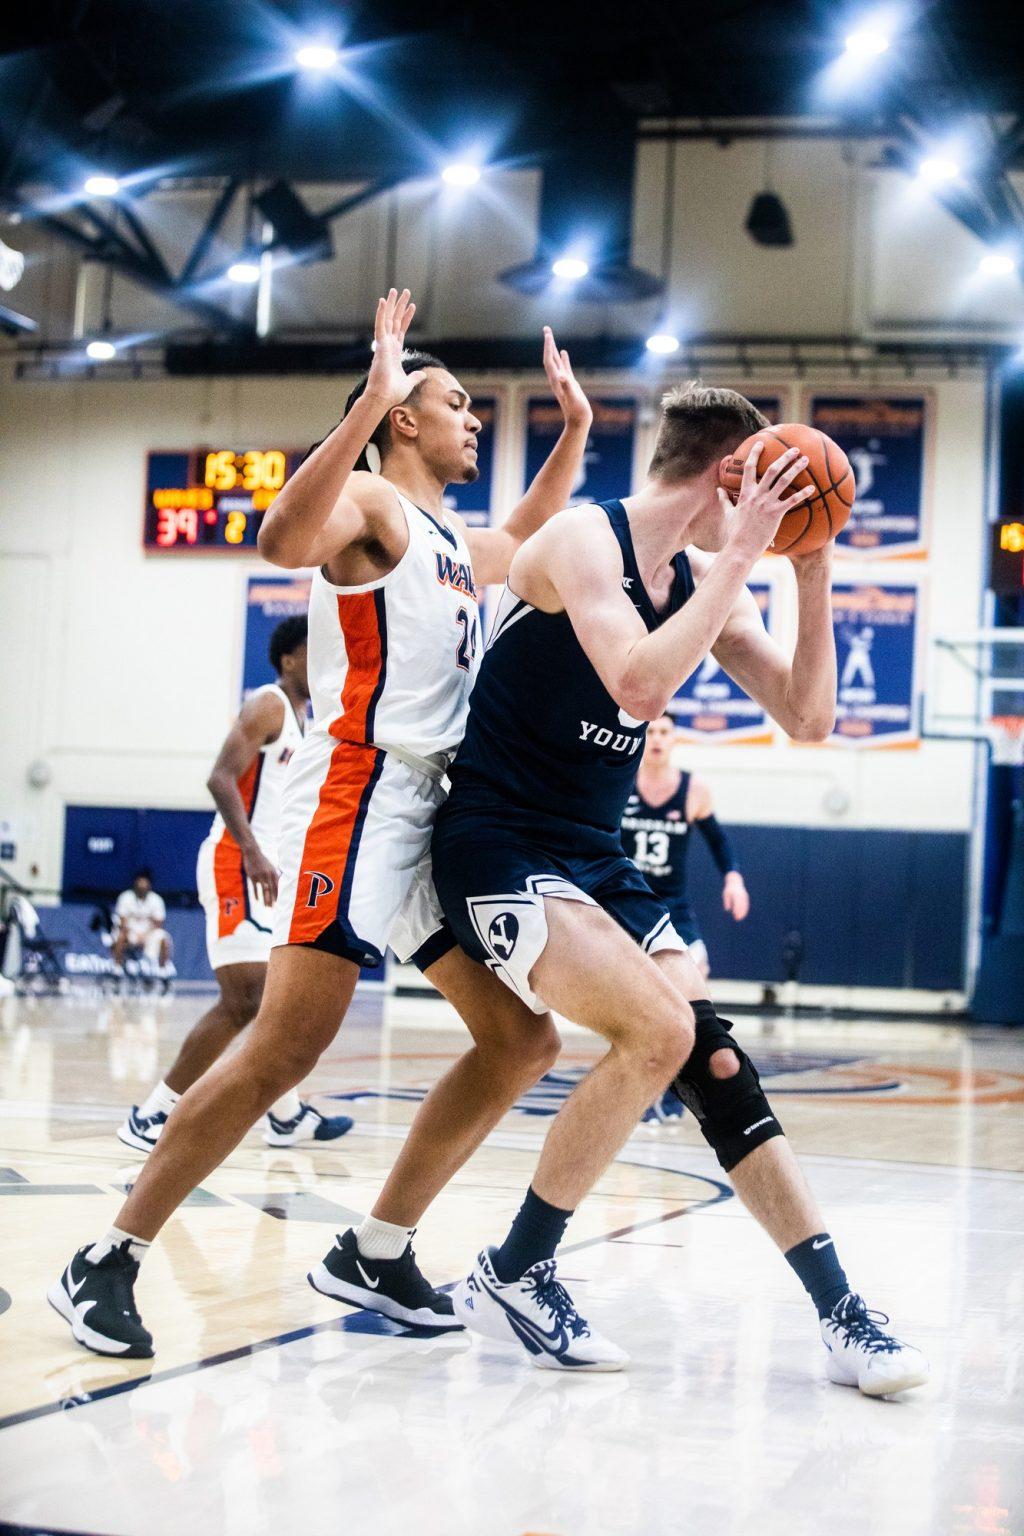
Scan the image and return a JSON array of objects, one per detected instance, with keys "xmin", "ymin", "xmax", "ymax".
[
  {"xmin": 453, "ymin": 1247, "xmax": 628, "ymax": 1372},
  {"xmin": 821, "ymin": 1292, "xmax": 930, "ymax": 1397},
  {"xmin": 263, "ymin": 1103, "xmax": 354, "ymax": 1146},
  {"xmin": 116, "ymin": 1104, "xmax": 167, "ymax": 1154}
]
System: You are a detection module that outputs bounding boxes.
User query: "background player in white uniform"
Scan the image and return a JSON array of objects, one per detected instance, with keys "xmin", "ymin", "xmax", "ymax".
[
  {"xmin": 116, "ymin": 617, "xmax": 353, "ymax": 1155},
  {"xmin": 51, "ymin": 288, "xmax": 593, "ymax": 1356},
  {"xmin": 112, "ymin": 871, "xmax": 173, "ymax": 985}
]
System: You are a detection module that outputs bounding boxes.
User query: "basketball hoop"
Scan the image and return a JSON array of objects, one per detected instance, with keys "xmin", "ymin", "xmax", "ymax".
[{"xmin": 991, "ymin": 715, "xmax": 1024, "ymax": 766}]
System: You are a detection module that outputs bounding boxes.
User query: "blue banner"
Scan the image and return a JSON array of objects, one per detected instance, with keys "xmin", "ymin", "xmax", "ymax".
[
  {"xmin": 831, "ymin": 582, "xmax": 920, "ymax": 747},
  {"xmin": 242, "ymin": 575, "xmax": 311, "ymax": 699},
  {"xmin": 524, "ymin": 396, "xmax": 637, "ymax": 504},
  {"xmin": 443, "ymin": 394, "xmax": 497, "ymax": 527},
  {"xmin": 670, "ymin": 584, "xmax": 774, "ymax": 743},
  {"xmin": 809, "ymin": 394, "xmax": 928, "ymax": 557}
]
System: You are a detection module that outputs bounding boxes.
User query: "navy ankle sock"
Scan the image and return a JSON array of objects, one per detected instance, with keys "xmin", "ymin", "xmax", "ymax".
[
  {"xmin": 785, "ymin": 1233, "xmax": 851, "ymax": 1319},
  {"xmin": 491, "ymin": 1186, "xmax": 573, "ymax": 1284}
]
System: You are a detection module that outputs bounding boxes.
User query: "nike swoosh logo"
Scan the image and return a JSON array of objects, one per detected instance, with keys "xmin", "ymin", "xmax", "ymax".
[
  {"xmin": 812, "ymin": 1238, "xmax": 834, "ymax": 1251},
  {"xmin": 481, "ymin": 1276, "xmax": 570, "ymax": 1355},
  {"xmin": 355, "ymin": 1259, "xmax": 380, "ymax": 1290},
  {"xmin": 68, "ymin": 1269, "xmax": 88, "ymax": 1299}
]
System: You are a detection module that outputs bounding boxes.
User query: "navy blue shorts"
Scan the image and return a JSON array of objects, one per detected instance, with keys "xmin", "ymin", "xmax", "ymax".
[{"xmin": 432, "ymin": 790, "xmax": 686, "ymax": 1012}]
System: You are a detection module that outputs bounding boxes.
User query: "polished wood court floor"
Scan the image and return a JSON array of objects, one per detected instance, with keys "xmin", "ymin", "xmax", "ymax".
[{"xmin": 1, "ymin": 986, "xmax": 1022, "ymax": 1536}]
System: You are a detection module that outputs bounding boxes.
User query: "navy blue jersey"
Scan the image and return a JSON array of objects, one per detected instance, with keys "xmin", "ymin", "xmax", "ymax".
[
  {"xmin": 620, "ymin": 772, "xmax": 692, "ymax": 906},
  {"xmin": 449, "ymin": 500, "xmax": 695, "ymax": 832}
]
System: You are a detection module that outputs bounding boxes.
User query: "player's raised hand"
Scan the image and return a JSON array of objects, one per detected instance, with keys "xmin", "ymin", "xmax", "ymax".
[
  {"xmin": 365, "ymin": 288, "xmax": 425, "ymax": 407},
  {"xmin": 543, "ymin": 326, "xmax": 592, "ymax": 432},
  {"xmin": 721, "ymin": 440, "xmax": 814, "ymax": 562}
]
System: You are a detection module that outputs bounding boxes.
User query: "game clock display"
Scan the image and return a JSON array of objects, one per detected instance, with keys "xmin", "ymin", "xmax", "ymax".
[{"xmin": 144, "ymin": 448, "xmax": 302, "ymax": 551}]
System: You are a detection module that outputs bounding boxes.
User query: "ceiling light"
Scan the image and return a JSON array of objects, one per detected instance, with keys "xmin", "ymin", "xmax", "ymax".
[
  {"xmin": 294, "ymin": 43, "xmax": 339, "ymax": 71},
  {"xmin": 844, "ymin": 28, "xmax": 890, "ymax": 56},
  {"xmin": 442, "ymin": 162, "xmax": 482, "ymax": 188},
  {"xmin": 83, "ymin": 174, "xmax": 121, "ymax": 198},
  {"xmin": 227, "ymin": 260, "xmax": 261, "ymax": 285},
  {"xmin": 978, "ymin": 251, "xmax": 1018, "ymax": 277},
  {"xmin": 551, "ymin": 255, "xmax": 589, "ymax": 280},
  {"xmin": 646, "ymin": 332, "xmax": 680, "ymax": 355},
  {"xmin": 918, "ymin": 155, "xmax": 960, "ymax": 184},
  {"xmin": 745, "ymin": 191, "xmax": 794, "ymax": 247},
  {"xmin": 85, "ymin": 339, "xmax": 117, "ymax": 361}
]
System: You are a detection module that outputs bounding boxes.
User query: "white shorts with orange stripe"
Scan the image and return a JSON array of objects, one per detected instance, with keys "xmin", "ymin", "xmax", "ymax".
[
  {"xmin": 272, "ymin": 731, "xmax": 448, "ymax": 969},
  {"xmin": 196, "ymin": 834, "xmax": 275, "ymax": 971}
]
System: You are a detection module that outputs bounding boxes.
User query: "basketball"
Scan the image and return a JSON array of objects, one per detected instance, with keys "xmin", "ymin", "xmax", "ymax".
[{"xmin": 718, "ymin": 422, "xmax": 856, "ymax": 555}]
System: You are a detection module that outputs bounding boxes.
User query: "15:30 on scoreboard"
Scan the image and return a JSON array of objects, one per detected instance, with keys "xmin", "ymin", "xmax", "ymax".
[{"xmin": 144, "ymin": 448, "xmax": 303, "ymax": 552}]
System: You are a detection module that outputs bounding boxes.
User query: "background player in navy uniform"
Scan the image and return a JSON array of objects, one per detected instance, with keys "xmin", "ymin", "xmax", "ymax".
[
  {"xmin": 433, "ymin": 383, "xmax": 928, "ymax": 1391},
  {"xmin": 621, "ymin": 711, "xmax": 749, "ymax": 980}
]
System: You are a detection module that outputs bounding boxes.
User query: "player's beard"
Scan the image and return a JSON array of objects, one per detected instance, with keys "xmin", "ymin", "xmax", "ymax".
[{"xmin": 455, "ymin": 462, "xmax": 480, "ymax": 485}]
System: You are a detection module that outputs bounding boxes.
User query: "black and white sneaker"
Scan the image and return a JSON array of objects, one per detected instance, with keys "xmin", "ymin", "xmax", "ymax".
[
  {"xmin": 116, "ymin": 1105, "xmax": 168, "ymax": 1154},
  {"xmin": 308, "ymin": 1228, "xmax": 463, "ymax": 1330},
  {"xmin": 47, "ymin": 1243, "xmax": 154, "ymax": 1358},
  {"xmin": 264, "ymin": 1103, "xmax": 354, "ymax": 1146}
]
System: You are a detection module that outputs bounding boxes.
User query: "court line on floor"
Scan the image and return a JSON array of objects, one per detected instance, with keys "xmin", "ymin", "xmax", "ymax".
[{"xmin": 0, "ymin": 1167, "xmax": 731, "ymax": 1437}]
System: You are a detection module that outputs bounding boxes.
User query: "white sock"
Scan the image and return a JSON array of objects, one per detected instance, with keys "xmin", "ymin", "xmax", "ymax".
[
  {"xmin": 270, "ymin": 1088, "xmax": 302, "ymax": 1121},
  {"xmin": 356, "ymin": 1215, "xmax": 415, "ymax": 1261},
  {"xmin": 86, "ymin": 1226, "xmax": 150, "ymax": 1265},
  {"xmin": 138, "ymin": 1080, "xmax": 179, "ymax": 1118}
]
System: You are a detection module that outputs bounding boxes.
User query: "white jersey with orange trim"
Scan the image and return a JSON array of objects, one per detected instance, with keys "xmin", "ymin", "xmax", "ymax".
[
  {"xmin": 197, "ymin": 683, "xmax": 306, "ymax": 970},
  {"xmin": 206, "ymin": 683, "xmax": 306, "ymax": 862},
  {"xmin": 272, "ymin": 487, "xmax": 481, "ymax": 970},
  {"xmin": 306, "ymin": 489, "xmax": 480, "ymax": 758}
]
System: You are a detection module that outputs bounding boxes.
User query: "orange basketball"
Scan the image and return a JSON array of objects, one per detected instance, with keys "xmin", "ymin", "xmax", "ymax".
[{"xmin": 718, "ymin": 422, "xmax": 855, "ymax": 556}]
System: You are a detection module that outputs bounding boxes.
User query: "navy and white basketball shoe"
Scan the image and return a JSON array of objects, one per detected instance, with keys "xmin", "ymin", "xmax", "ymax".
[
  {"xmin": 453, "ymin": 1248, "xmax": 627, "ymax": 1371},
  {"xmin": 822, "ymin": 1293, "xmax": 929, "ymax": 1396},
  {"xmin": 263, "ymin": 1103, "xmax": 354, "ymax": 1146},
  {"xmin": 116, "ymin": 1105, "xmax": 167, "ymax": 1154},
  {"xmin": 642, "ymin": 1091, "xmax": 686, "ymax": 1125},
  {"xmin": 47, "ymin": 1243, "xmax": 153, "ymax": 1358},
  {"xmin": 308, "ymin": 1228, "xmax": 462, "ymax": 1329}
]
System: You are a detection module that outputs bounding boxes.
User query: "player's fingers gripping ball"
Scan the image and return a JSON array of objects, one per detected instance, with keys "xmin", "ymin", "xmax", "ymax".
[{"xmin": 719, "ymin": 422, "xmax": 855, "ymax": 555}]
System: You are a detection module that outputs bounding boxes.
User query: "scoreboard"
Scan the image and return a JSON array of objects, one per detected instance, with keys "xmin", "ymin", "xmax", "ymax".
[{"xmin": 144, "ymin": 448, "xmax": 303, "ymax": 552}]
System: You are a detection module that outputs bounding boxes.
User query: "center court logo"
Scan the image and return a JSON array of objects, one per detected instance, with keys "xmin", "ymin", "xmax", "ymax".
[
  {"xmin": 305, "ymin": 871, "xmax": 336, "ymax": 909},
  {"xmin": 487, "ymin": 912, "xmax": 519, "ymax": 958}
]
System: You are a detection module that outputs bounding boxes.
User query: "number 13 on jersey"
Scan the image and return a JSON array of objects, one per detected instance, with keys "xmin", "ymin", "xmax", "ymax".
[{"xmin": 455, "ymin": 607, "xmax": 479, "ymax": 672}]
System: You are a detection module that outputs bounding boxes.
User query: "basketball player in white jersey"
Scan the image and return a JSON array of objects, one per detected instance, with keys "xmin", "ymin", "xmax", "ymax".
[
  {"xmin": 50, "ymin": 288, "xmax": 593, "ymax": 1357},
  {"xmin": 116, "ymin": 616, "xmax": 354, "ymax": 1155}
]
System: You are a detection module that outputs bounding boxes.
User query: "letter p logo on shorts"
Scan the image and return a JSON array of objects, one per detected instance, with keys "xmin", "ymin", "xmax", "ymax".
[{"xmin": 305, "ymin": 871, "xmax": 336, "ymax": 909}]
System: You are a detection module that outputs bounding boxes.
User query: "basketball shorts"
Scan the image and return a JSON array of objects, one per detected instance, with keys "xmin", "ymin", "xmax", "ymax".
[
  {"xmin": 273, "ymin": 731, "xmax": 454, "ymax": 971},
  {"xmin": 197, "ymin": 834, "xmax": 274, "ymax": 971},
  {"xmin": 661, "ymin": 898, "xmax": 709, "ymax": 972},
  {"xmin": 432, "ymin": 790, "xmax": 687, "ymax": 1014}
]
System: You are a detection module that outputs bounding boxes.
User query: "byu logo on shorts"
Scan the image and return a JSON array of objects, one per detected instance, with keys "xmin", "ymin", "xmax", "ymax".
[
  {"xmin": 488, "ymin": 912, "xmax": 519, "ymax": 959},
  {"xmin": 305, "ymin": 871, "xmax": 336, "ymax": 909}
]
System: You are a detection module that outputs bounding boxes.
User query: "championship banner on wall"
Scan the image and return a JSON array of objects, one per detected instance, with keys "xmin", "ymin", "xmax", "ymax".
[
  {"xmin": 831, "ymin": 582, "xmax": 920, "ymax": 748},
  {"xmin": 443, "ymin": 394, "xmax": 497, "ymax": 526},
  {"xmin": 670, "ymin": 584, "xmax": 773, "ymax": 743},
  {"xmin": 525, "ymin": 395, "xmax": 637, "ymax": 504},
  {"xmin": 808, "ymin": 394, "xmax": 928, "ymax": 557},
  {"xmin": 242, "ymin": 574, "xmax": 312, "ymax": 698}
]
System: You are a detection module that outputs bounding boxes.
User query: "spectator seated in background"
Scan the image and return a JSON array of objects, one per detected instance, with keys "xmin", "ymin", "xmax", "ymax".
[{"xmin": 113, "ymin": 869, "xmax": 175, "ymax": 992}]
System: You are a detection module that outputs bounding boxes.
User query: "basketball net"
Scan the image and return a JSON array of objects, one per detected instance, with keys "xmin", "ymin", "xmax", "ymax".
[{"xmin": 992, "ymin": 715, "xmax": 1024, "ymax": 766}]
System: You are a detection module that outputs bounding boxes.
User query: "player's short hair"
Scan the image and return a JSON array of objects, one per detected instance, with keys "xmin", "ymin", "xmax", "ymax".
[
  {"xmin": 649, "ymin": 382, "xmax": 769, "ymax": 483},
  {"xmin": 269, "ymin": 615, "xmax": 308, "ymax": 673},
  {"xmin": 300, "ymin": 352, "xmax": 449, "ymax": 473},
  {"xmin": 346, "ymin": 351, "xmax": 448, "ymax": 469},
  {"xmin": 132, "ymin": 867, "xmax": 152, "ymax": 883}
]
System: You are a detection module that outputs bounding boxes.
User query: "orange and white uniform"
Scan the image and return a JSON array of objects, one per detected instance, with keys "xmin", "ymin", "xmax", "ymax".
[
  {"xmin": 196, "ymin": 683, "xmax": 306, "ymax": 968},
  {"xmin": 273, "ymin": 489, "xmax": 480, "ymax": 969}
]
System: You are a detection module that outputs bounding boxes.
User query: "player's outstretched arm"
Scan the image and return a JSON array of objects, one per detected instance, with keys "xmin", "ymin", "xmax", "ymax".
[
  {"xmin": 258, "ymin": 289, "xmax": 424, "ymax": 570},
  {"xmin": 709, "ymin": 541, "xmax": 836, "ymax": 743},
  {"xmin": 461, "ymin": 328, "xmax": 591, "ymax": 586},
  {"xmin": 205, "ymin": 690, "xmax": 286, "ymax": 907}
]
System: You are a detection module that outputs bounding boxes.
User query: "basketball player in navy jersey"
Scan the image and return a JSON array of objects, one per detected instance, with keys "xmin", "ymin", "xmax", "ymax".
[
  {"xmin": 433, "ymin": 383, "xmax": 928, "ymax": 1391},
  {"xmin": 621, "ymin": 711, "xmax": 749, "ymax": 981}
]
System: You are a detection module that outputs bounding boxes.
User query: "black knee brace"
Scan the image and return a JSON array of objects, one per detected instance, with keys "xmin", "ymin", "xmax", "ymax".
[{"xmin": 669, "ymin": 1000, "xmax": 784, "ymax": 1172}]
